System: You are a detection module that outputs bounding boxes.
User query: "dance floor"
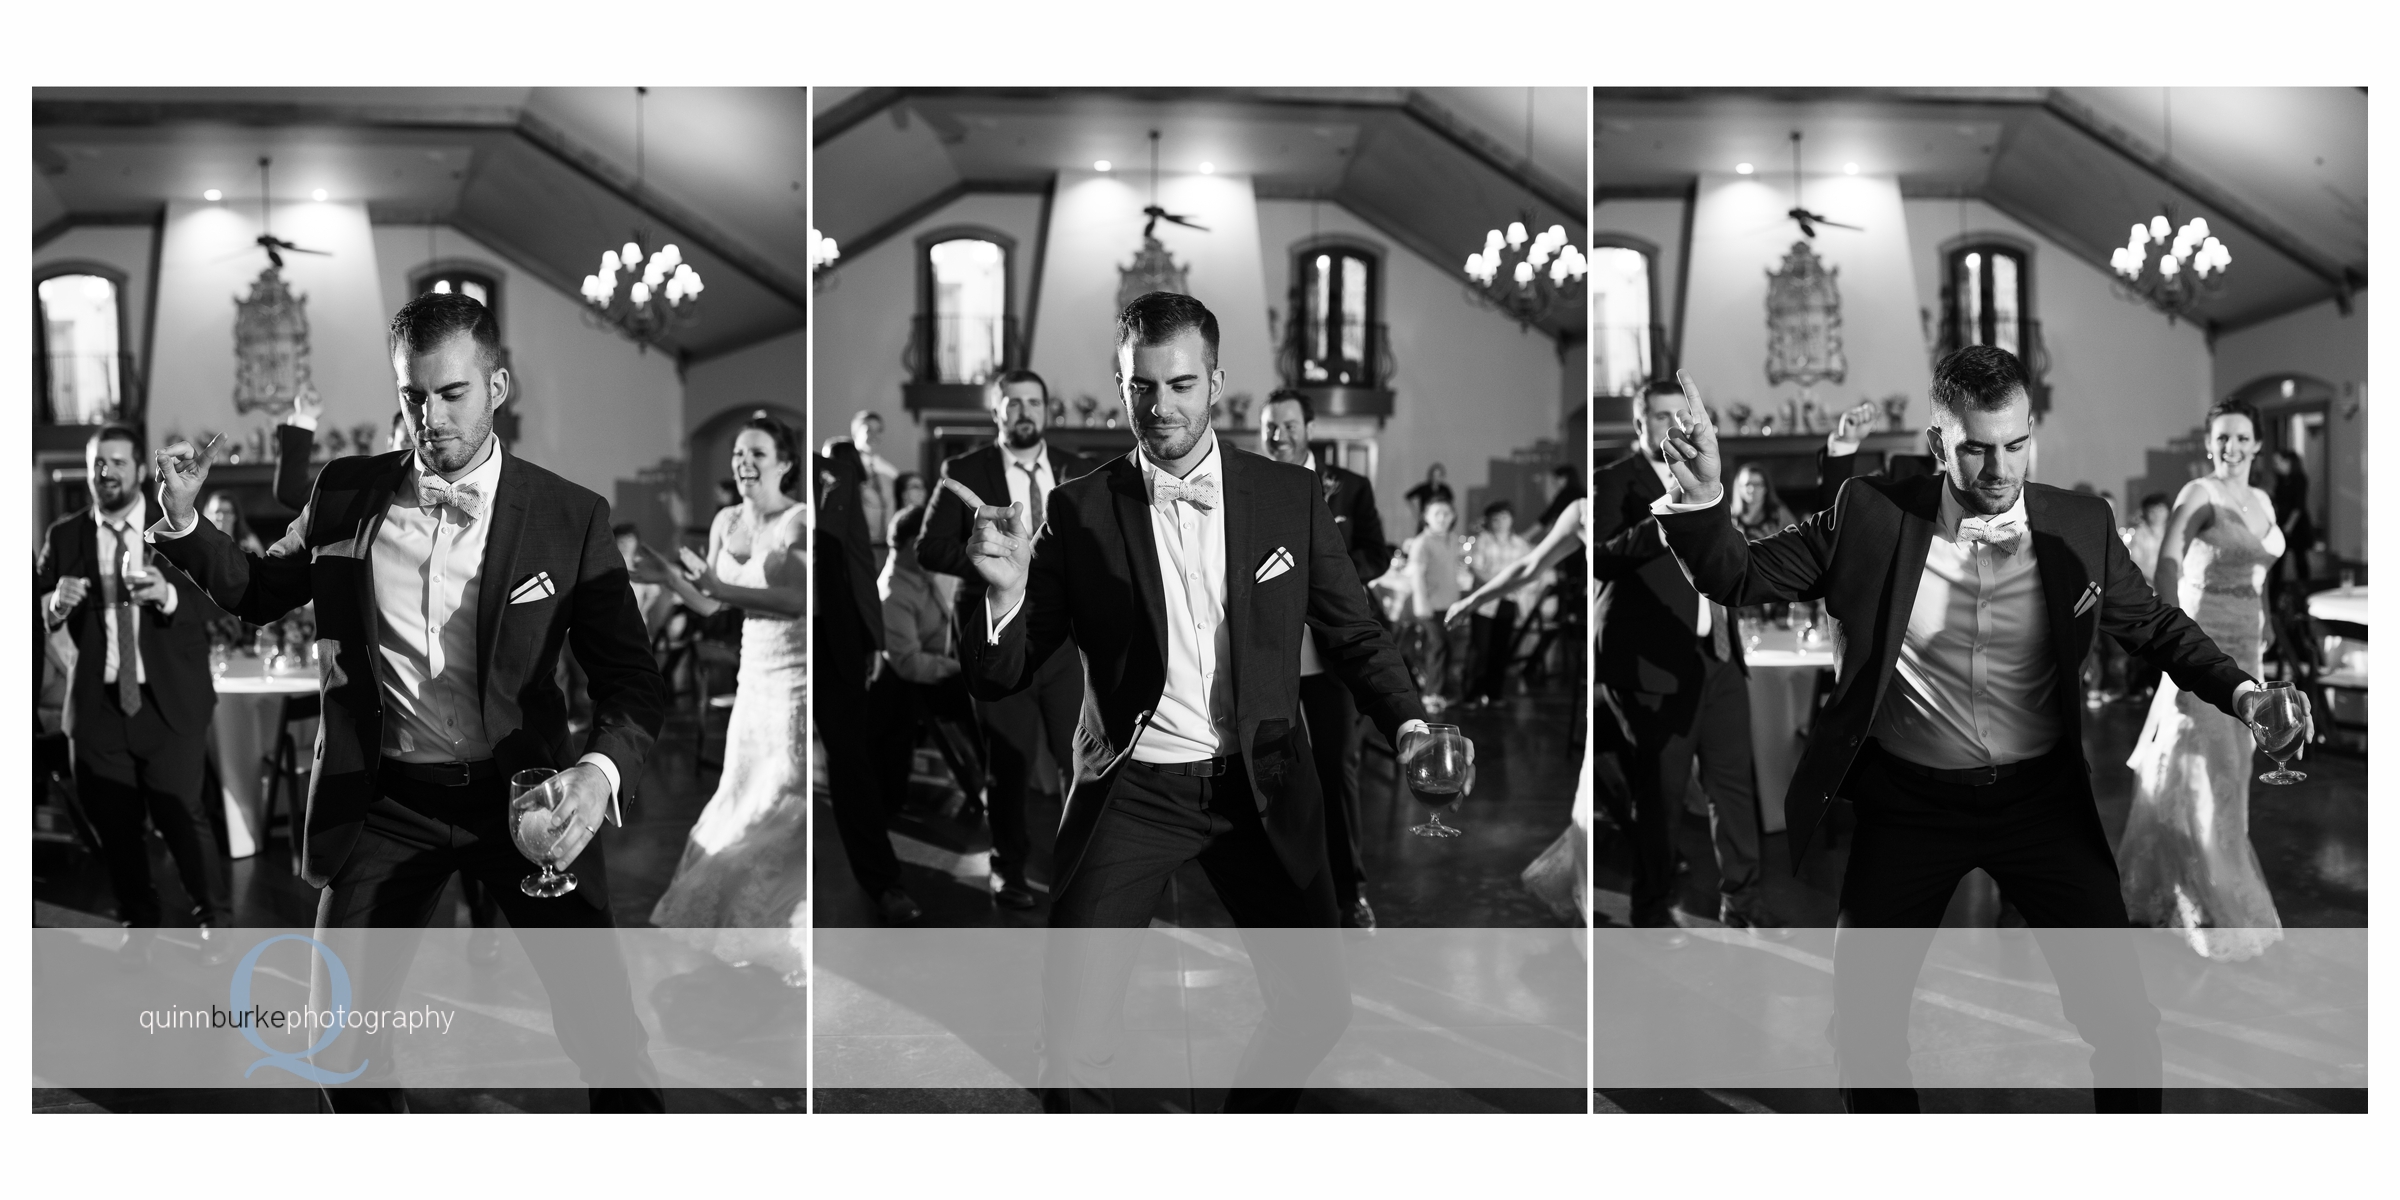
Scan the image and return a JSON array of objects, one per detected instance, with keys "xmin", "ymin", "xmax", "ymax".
[
  {"xmin": 1592, "ymin": 692, "xmax": 2369, "ymax": 1114},
  {"xmin": 29, "ymin": 708, "xmax": 806, "ymax": 1114}
]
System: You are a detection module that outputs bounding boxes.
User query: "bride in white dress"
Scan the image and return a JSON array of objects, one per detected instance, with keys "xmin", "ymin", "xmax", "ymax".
[
  {"xmin": 643, "ymin": 413, "xmax": 812, "ymax": 982},
  {"xmin": 2119, "ymin": 400, "xmax": 2286, "ymax": 961}
]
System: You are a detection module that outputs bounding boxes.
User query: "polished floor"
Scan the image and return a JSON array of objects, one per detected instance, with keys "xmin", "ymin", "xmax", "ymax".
[
  {"xmin": 1591, "ymin": 690, "xmax": 2369, "ymax": 1115},
  {"xmin": 30, "ymin": 708, "xmax": 805, "ymax": 1115}
]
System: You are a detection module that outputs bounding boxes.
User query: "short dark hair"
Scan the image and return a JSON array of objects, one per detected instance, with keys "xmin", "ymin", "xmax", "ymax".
[
  {"xmin": 611, "ymin": 522, "xmax": 640, "ymax": 540},
  {"xmin": 88, "ymin": 422, "xmax": 144, "ymax": 461},
  {"xmin": 2140, "ymin": 492, "xmax": 2170, "ymax": 512},
  {"xmin": 852, "ymin": 408, "xmax": 884, "ymax": 429},
  {"xmin": 2206, "ymin": 397, "xmax": 2262, "ymax": 436},
  {"xmin": 1115, "ymin": 292, "xmax": 1218, "ymax": 371},
  {"xmin": 986, "ymin": 369, "xmax": 1049, "ymax": 406},
  {"xmin": 1264, "ymin": 388, "xmax": 1315, "ymax": 424},
  {"xmin": 743, "ymin": 410, "xmax": 802, "ymax": 496},
  {"xmin": 1927, "ymin": 345, "xmax": 2029, "ymax": 422},
  {"xmin": 1638, "ymin": 377, "xmax": 1688, "ymax": 413},
  {"xmin": 1483, "ymin": 499, "xmax": 1514, "ymax": 520},
  {"xmin": 388, "ymin": 291, "xmax": 501, "ymax": 373},
  {"xmin": 890, "ymin": 501, "xmax": 928, "ymax": 548}
]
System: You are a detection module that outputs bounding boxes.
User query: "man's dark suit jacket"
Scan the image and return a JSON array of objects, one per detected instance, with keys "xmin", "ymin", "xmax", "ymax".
[
  {"xmin": 917, "ymin": 441, "xmax": 1097, "ymax": 600},
  {"xmin": 1317, "ymin": 460, "xmax": 1390, "ymax": 584},
  {"xmin": 815, "ymin": 439, "xmax": 884, "ymax": 655},
  {"xmin": 960, "ymin": 445, "xmax": 1426, "ymax": 891},
  {"xmin": 1591, "ymin": 449, "xmax": 1746, "ymax": 696},
  {"xmin": 148, "ymin": 449, "xmax": 666, "ymax": 901},
  {"xmin": 38, "ymin": 508, "xmax": 218, "ymax": 740},
  {"xmin": 1655, "ymin": 470, "xmax": 2254, "ymax": 859}
]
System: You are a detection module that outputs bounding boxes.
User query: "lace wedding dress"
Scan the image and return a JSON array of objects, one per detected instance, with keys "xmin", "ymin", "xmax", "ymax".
[
  {"xmin": 650, "ymin": 502, "xmax": 811, "ymax": 982},
  {"xmin": 2119, "ymin": 475, "xmax": 2286, "ymax": 961}
]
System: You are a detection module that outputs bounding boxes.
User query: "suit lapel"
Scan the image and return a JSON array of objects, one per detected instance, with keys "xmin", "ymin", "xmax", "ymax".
[
  {"xmin": 355, "ymin": 453, "xmax": 412, "ymax": 682},
  {"xmin": 1222, "ymin": 448, "xmax": 1258, "ymax": 675},
  {"xmin": 1876, "ymin": 476, "xmax": 1943, "ymax": 698},
  {"xmin": 474, "ymin": 453, "xmax": 530, "ymax": 716},
  {"xmin": 2024, "ymin": 487, "xmax": 2091, "ymax": 701},
  {"xmin": 1107, "ymin": 452, "xmax": 1170, "ymax": 674}
]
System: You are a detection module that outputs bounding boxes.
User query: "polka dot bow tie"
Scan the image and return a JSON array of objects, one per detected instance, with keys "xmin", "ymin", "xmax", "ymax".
[
  {"xmin": 418, "ymin": 479, "xmax": 487, "ymax": 522},
  {"xmin": 1957, "ymin": 514, "xmax": 2025, "ymax": 554},
  {"xmin": 1152, "ymin": 473, "xmax": 1219, "ymax": 512}
]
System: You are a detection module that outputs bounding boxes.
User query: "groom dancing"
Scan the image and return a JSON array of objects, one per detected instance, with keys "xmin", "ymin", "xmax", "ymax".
[
  {"xmin": 959, "ymin": 293, "xmax": 1431, "ymax": 1112},
  {"xmin": 148, "ymin": 292, "xmax": 668, "ymax": 1112},
  {"xmin": 1649, "ymin": 346, "xmax": 2306, "ymax": 1113}
]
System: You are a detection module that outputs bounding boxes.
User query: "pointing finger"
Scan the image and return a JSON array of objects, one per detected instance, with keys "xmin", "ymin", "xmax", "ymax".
[{"xmin": 1674, "ymin": 369, "xmax": 1705, "ymax": 430}]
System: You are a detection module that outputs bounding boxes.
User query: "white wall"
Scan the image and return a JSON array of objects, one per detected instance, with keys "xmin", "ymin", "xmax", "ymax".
[
  {"xmin": 1903, "ymin": 198, "xmax": 2214, "ymax": 503},
  {"xmin": 1256, "ymin": 199, "xmax": 1569, "ymax": 539},
  {"xmin": 373, "ymin": 224, "xmax": 682, "ymax": 500},
  {"xmin": 1591, "ymin": 196, "xmax": 1687, "ymax": 364},
  {"xmin": 810, "ymin": 192, "xmax": 1046, "ymax": 458},
  {"xmin": 2211, "ymin": 291, "xmax": 2370, "ymax": 558},
  {"xmin": 35, "ymin": 224, "xmax": 158, "ymax": 381},
  {"xmin": 686, "ymin": 327, "xmax": 807, "ymax": 436},
  {"xmin": 150, "ymin": 200, "xmax": 392, "ymax": 452},
  {"xmin": 1032, "ymin": 170, "xmax": 1277, "ymax": 420}
]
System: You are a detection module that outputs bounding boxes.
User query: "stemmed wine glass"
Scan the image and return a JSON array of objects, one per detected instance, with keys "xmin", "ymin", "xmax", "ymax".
[
  {"xmin": 2249, "ymin": 680, "xmax": 2309, "ymax": 785},
  {"xmin": 1402, "ymin": 724, "xmax": 1474, "ymax": 838},
  {"xmin": 509, "ymin": 768, "xmax": 579, "ymax": 897}
]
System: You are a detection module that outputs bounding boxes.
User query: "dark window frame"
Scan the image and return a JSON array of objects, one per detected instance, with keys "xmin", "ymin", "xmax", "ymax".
[
  {"xmin": 912, "ymin": 225, "xmax": 1020, "ymax": 386},
  {"xmin": 33, "ymin": 258, "xmax": 138, "ymax": 428},
  {"xmin": 409, "ymin": 260, "xmax": 505, "ymax": 338},
  {"xmin": 1590, "ymin": 233, "xmax": 1664, "ymax": 399},
  {"xmin": 1289, "ymin": 239, "xmax": 1384, "ymax": 389},
  {"xmin": 1939, "ymin": 233, "xmax": 2048, "ymax": 414}
]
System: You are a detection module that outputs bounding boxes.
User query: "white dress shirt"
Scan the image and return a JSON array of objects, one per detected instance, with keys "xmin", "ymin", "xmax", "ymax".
[
  {"xmin": 1000, "ymin": 442, "xmax": 1057, "ymax": 524},
  {"xmin": 991, "ymin": 430, "xmax": 1233, "ymax": 763},
  {"xmin": 154, "ymin": 441, "xmax": 623, "ymax": 813},
  {"xmin": 55, "ymin": 496, "xmax": 179, "ymax": 685}
]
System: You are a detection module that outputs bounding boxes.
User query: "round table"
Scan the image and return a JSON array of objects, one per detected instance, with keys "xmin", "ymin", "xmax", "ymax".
[
  {"xmin": 1741, "ymin": 626, "xmax": 1836, "ymax": 834},
  {"xmin": 211, "ymin": 661, "xmax": 317, "ymax": 860},
  {"xmin": 2307, "ymin": 585, "xmax": 2369, "ymax": 628}
]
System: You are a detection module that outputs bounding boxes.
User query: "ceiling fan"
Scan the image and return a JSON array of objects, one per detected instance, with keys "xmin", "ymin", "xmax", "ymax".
[
  {"xmin": 1138, "ymin": 129, "xmax": 1207, "ymax": 240},
  {"xmin": 1783, "ymin": 131, "xmax": 1861, "ymax": 239},
  {"xmin": 249, "ymin": 156, "xmax": 331, "ymax": 268}
]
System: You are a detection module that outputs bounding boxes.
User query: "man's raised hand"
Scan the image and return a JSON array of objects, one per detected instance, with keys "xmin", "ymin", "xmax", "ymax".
[
  {"xmin": 1663, "ymin": 369, "xmax": 1724, "ymax": 505},
  {"xmin": 946, "ymin": 476, "xmax": 1033, "ymax": 600},
  {"xmin": 152, "ymin": 440, "xmax": 211, "ymax": 529}
]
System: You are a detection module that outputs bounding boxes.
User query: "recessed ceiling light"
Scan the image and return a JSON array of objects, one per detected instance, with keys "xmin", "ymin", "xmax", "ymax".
[
  {"xmin": 1199, "ymin": 161, "xmax": 1215, "ymax": 174},
  {"xmin": 203, "ymin": 189, "xmax": 222, "ymax": 201},
  {"xmin": 311, "ymin": 188, "xmax": 328, "ymax": 201},
  {"xmin": 1093, "ymin": 160, "xmax": 1111, "ymax": 172},
  {"xmin": 1843, "ymin": 162, "xmax": 1859, "ymax": 175},
  {"xmin": 1735, "ymin": 163, "xmax": 1754, "ymax": 175}
]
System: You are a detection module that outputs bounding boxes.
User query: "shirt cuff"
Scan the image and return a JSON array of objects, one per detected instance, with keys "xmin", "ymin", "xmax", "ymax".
[
  {"xmin": 146, "ymin": 512, "xmax": 199, "ymax": 542},
  {"xmin": 576, "ymin": 752, "xmax": 624, "ymax": 826},
  {"xmin": 1649, "ymin": 486, "xmax": 1722, "ymax": 516},
  {"xmin": 985, "ymin": 593, "xmax": 1023, "ymax": 644},
  {"xmin": 156, "ymin": 584, "xmax": 178, "ymax": 617},
  {"xmin": 2230, "ymin": 680, "xmax": 2258, "ymax": 711},
  {"xmin": 287, "ymin": 412, "xmax": 319, "ymax": 432}
]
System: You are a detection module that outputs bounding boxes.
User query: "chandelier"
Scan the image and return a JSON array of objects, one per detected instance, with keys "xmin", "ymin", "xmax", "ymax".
[
  {"xmin": 2109, "ymin": 206, "xmax": 2229, "ymax": 323},
  {"xmin": 809, "ymin": 228, "xmax": 841, "ymax": 280},
  {"xmin": 579, "ymin": 87, "xmax": 703, "ymax": 349},
  {"xmin": 1462, "ymin": 218, "xmax": 1587, "ymax": 327}
]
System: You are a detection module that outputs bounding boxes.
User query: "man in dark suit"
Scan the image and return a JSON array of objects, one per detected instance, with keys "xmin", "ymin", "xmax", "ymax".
[
  {"xmin": 148, "ymin": 292, "xmax": 668, "ymax": 1113},
  {"xmin": 959, "ymin": 293, "xmax": 1431, "ymax": 1112},
  {"xmin": 1651, "ymin": 348, "xmax": 2306, "ymax": 1113},
  {"xmin": 38, "ymin": 423, "xmax": 232, "ymax": 961},
  {"xmin": 917, "ymin": 369, "xmax": 1096, "ymax": 910},
  {"xmin": 816, "ymin": 431, "xmax": 918, "ymax": 925},
  {"xmin": 1592, "ymin": 380, "xmax": 1779, "ymax": 942},
  {"xmin": 1258, "ymin": 387, "xmax": 1390, "ymax": 929}
]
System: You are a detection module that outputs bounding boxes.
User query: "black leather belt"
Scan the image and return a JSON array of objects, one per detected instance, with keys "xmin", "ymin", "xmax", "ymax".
[
  {"xmin": 1874, "ymin": 743, "xmax": 2053, "ymax": 788},
  {"xmin": 381, "ymin": 757, "xmax": 503, "ymax": 787},
  {"xmin": 1133, "ymin": 756, "xmax": 1236, "ymax": 778}
]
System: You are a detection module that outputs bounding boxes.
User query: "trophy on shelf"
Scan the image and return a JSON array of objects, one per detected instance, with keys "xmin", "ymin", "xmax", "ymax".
[
  {"xmin": 1727, "ymin": 403, "xmax": 1754, "ymax": 437},
  {"xmin": 1047, "ymin": 397, "xmax": 1069, "ymax": 427},
  {"xmin": 1880, "ymin": 393, "xmax": 1909, "ymax": 432},
  {"xmin": 1074, "ymin": 394, "xmax": 1100, "ymax": 428}
]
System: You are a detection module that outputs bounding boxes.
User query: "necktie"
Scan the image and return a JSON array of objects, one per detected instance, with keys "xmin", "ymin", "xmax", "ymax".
[
  {"xmin": 1152, "ymin": 472, "xmax": 1219, "ymax": 512},
  {"xmin": 1707, "ymin": 599, "xmax": 1731, "ymax": 660},
  {"xmin": 108, "ymin": 524, "xmax": 142, "ymax": 715},
  {"xmin": 1957, "ymin": 515, "xmax": 2025, "ymax": 554},
  {"xmin": 418, "ymin": 478, "xmax": 486, "ymax": 521},
  {"xmin": 1016, "ymin": 460, "xmax": 1045, "ymax": 532}
]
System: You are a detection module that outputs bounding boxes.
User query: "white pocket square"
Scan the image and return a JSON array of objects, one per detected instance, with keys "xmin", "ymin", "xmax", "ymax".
[
  {"xmin": 1255, "ymin": 547, "xmax": 1296, "ymax": 583},
  {"xmin": 2071, "ymin": 582, "xmax": 2101, "ymax": 617},
  {"xmin": 509, "ymin": 571, "xmax": 556, "ymax": 604}
]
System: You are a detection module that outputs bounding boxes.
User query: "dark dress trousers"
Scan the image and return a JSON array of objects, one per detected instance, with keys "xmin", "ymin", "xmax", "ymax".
[
  {"xmin": 149, "ymin": 448, "xmax": 668, "ymax": 1110},
  {"xmin": 961, "ymin": 445, "xmax": 1423, "ymax": 1112},
  {"xmin": 814, "ymin": 438, "xmax": 904, "ymax": 899},
  {"xmin": 1655, "ymin": 470, "xmax": 2255, "ymax": 1112},
  {"xmin": 917, "ymin": 441, "xmax": 1096, "ymax": 888},
  {"xmin": 1589, "ymin": 451, "xmax": 1761, "ymax": 926},
  {"xmin": 1297, "ymin": 458, "xmax": 1389, "ymax": 914},
  {"xmin": 39, "ymin": 509, "xmax": 230, "ymax": 929}
]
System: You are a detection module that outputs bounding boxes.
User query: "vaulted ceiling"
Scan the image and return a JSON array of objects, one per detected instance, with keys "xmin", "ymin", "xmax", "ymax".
[
  {"xmin": 33, "ymin": 87, "xmax": 807, "ymax": 362},
  {"xmin": 813, "ymin": 87, "xmax": 1589, "ymax": 340},
  {"xmin": 1594, "ymin": 87, "xmax": 2366, "ymax": 334}
]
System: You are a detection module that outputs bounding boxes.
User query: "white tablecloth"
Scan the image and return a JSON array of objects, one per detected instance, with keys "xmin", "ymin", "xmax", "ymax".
[
  {"xmin": 2307, "ymin": 585, "xmax": 2369, "ymax": 628},
  {"xmin": 1743, "ymin": 628, "xmax": 1835, "ymax": 834},
  {"xmin": 211, "ymin": 664, "xmax": 317, "ymax": 860}
]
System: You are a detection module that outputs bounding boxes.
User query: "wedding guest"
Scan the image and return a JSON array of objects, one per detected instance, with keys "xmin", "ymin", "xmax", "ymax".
[
  {"xmin": 816, "ymin": 430, "xmax": 918, "ymax": 925},
  {"xmin": 877, "ymin": 503, "xmax": 985, "ymax": 825},
  {"xmin": 1403, "ymin": 462, "xmax": 1454, "ymax": 531},
  {"xmin": 202, "ymin": 491, "xmax": 266, "ymax": 555},
  {"xmin": 615, "ymin": 523, "xmax": 678, "ymax": 641},
  {"xmin": 1463, "ymin": 500, "xmax": 1533, "ymax": 707},
  {"xmin": 1729, "ymin": 464, "xmax": 1796, "ymax": 541},
  {"xmin": 828, "ymin": 409, "xmax": 900, "ymax": 572},
  {"xmin": 1402, "ymin": 496, "xmax": 1469, "ymax": 712},
  {"xmin": 894, "ymin": 470, "xmax": 930, "ymax": 513},
  {"xmin": 38, "ymin": 424, "xmax": 232, "ymax": 963}
]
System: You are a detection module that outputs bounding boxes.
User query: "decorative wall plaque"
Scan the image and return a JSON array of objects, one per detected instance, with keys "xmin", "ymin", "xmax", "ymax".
[
  {"xmin": 1764, "ymin": 241, "xmax": 1846, "ymax": 389},
  {"xmin": 232, "ymin": 267, "xmax": 314, "ymax": 415},
  {"xmin": 1116, "ymin": 234, "xmax": 1189, "ymax": 314}
]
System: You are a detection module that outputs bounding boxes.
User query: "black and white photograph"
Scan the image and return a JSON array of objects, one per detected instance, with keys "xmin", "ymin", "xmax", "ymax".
[
  {"xmin": 30, "ymin": 86, "xmax": 811, "ymax": 1113},
  {"xmin": 1585, "ymin": 86, "xmax": 2366, "ymax": 1114},
  {"xmin": 807, "ymin": 86, "xmax": 1590, "ymax": 1112}
]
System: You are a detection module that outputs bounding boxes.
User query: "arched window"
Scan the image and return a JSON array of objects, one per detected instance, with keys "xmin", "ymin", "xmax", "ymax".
[
  {"xmin": 35, "ymin": 267, "xmax": 130, "ymax": 425},
  {"xmin": 1948, "ymin": 242, "xmax": 2028, "ymax": 357},
  {"xmin": 1590, "ymin": 240, "xmax": 1657, "ymax": 398},
  {"xmin": 1294, "ymin": 245, "xmax": 1381, "ymax": 387},
  {"xmin": 921, "ymin": 234, "xmax": 1012, "ymax": 385},
  {"xmin": 412, "ymin": 266, "xmax": 502, "ymax": 334}
]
